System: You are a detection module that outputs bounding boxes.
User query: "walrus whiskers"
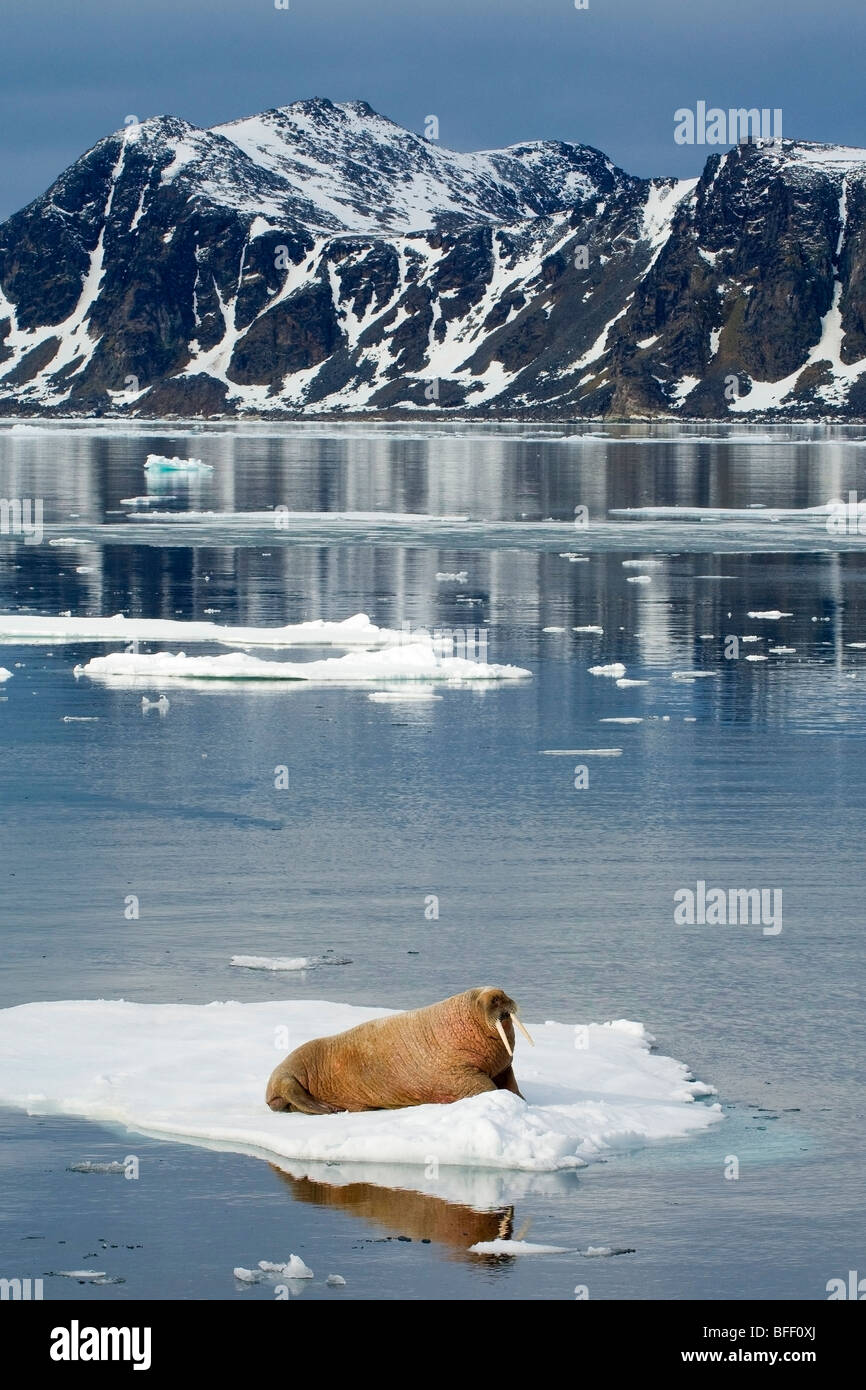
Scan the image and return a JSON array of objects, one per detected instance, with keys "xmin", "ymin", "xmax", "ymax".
[{"xmin": 495, "ymin": 1017, "xmax": 513, "ymax": 1056}]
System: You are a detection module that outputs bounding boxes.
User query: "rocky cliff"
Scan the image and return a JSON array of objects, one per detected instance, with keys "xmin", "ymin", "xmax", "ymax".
[{"xmin": 1, "ymin": 99, "xmax": 865, "ymax": 418}]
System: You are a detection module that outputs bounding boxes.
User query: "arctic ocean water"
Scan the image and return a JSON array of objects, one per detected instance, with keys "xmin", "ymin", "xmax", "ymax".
[{"xmin": 0, "ymin": 420, "xmax": 864, "ymax": 1301}]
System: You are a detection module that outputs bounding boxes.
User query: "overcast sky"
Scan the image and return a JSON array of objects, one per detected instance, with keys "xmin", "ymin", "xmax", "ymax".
[{"xmin": 1, "ymin": 0, "xmax": 864, "ymax": 220}]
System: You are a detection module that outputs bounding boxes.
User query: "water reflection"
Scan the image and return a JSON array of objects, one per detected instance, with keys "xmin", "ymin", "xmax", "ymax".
[{"xmin": 268, "ymin": 1159, "xmax": 580, "ymax": 1261}]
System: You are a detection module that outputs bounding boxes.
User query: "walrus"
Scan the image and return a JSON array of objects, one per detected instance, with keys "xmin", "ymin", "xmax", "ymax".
[{"xmin": 266, "ymin": 986, "xmax": 534, "ymax": 1114}]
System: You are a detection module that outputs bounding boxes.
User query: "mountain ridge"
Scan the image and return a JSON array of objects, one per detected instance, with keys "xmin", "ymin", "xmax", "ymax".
[{"xmin": 2, "ymin": 99, "xmax": 866, "ymax": 419}]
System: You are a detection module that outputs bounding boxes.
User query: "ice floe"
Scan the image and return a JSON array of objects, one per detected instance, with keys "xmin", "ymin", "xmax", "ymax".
[
  {"xmin": 0, "ymin": 999, "xmax": 721, "ymax": 1173},
  {"xmin": 588, "ymin": 663, "xmax": 626, "ymax": 677},
  {"xmin": 78, "ymin": 644, "xmax": 531, "ymax": 685},
  {"xmin": 0, "ymin": 611, "xmax": 411, "ymax": 649},
  {"xmin": 0, "ymin": 667, "xmax": 12, "ymax": 682},
  {"xmin": 469, "ymin": 1239, "xmax": 569, "ymax": 1256}
]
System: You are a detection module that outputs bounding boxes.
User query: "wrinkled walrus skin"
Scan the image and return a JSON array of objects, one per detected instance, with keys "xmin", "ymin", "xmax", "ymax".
[{"xmin": 266, "ymin": 987, "xmax": 526, "ymax": 1114}]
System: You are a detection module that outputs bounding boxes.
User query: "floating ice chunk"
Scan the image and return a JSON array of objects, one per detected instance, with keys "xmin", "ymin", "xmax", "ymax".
[
  {"xmin": 230, "ymin": 954, "xmax": 351, "ymax": 972},
  {"xmin": 326, "ymin": 1274, "xmax": 347, "ymax": 1287},
  {"xmin": 616, "ymin": 678, "xmax": 648, "ymax": 688},
  {"xmin": 746, "ymin": 654, "xmax": 768, "ymax": 662},
  {"xmin": 435, "ymin": 571, "xmax": 468, "ymax": 582},
  {"xmin": 540, "ymin": 749, "xmax": 622, "ymax": 757},
  {"xmin": 233, "ymin": 1267, "xmax": 261, "ymax": 1283},
  {"xmin": 0, "ymin": 1000, "xmax": 721, "ymax": 1174},
  {"xmin": 741, "ymin": 635, "xmax": 760, "ymax": 643},
  {"xmin": 67, "ymin": 1160, "xmax": 126, "ymax": 1174},
  {"xmin": 600, "ymin": 717, "xmax": 643, "ymax": 724},
  {"xmin": 75, "ymin": 566, "xmax": 95, "ymax": 575},
  {"xmin": 558, "ymin": 553, "xmax": 589, "ymax": 562},
  {"xmin": 573, "ymin": 626, "xmax": 603, "ymax": 635},
  {"xmin": 469, "ymin": 1240, "xmax": 569, "ymax": 1256},
  {"xmin": 698, "ymin": 634, "xmax": 715, "ymax": 640},
  {"xmin": 141, "ymin": 695, "xmax": 169, "ymax": 715},
  {"xmin": 671, "ymin": 671, "xmax": 716, "ymax": 680},
  {"xmin": 80, "ymin": 645, "xmax": 532, "ymax": 685},
  {"xmin": 747, "ymin": 610, "xmax": 792, "ymax": 620},
  {"xmin": 769, "ymin": 646, "xmax": 796, "ymax": 654},
  {"xmin": 0, "ymin": 668, "xmax": 12, "ymax": 682},
  {"xmin": 144, "ymin": 454, "xmax": 213, "ymax": 473},
  {"xmin": 847, "ymin": 642, "xmax": 866, "ymax": 649},
  {"xmin": 258, "ymin": 1256, "xmax": 313, "ymax": 1279},
  {"xmin": 622, "ymin": 560, "xmax": 663, "ymax": 569},
  {"xmin": 589, "ymin": 663, "xmax": 626, "ymax": 677},
  {"xmin": 626, "ymin": 575, "xmax": 652, "ymax": 584},
  {"xmin": 62, "ymin": 716, "xmax": 99, "ymax": 722},
  {"xmin": 48, "ymin": 538, "xmax": 89, "ymax": 546},
  {"xmin": 231, "ymin": 956, "xmax": 315, "ymax": 972},
  {"xmin": 542, "ymin": 626, "xmax": 566, "ymax": 633}
]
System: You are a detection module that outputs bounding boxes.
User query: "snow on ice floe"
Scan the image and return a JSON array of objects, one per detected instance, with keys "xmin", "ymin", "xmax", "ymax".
[
  {"xmin": 0, "ymin": 667, "xmax": 12, "ymax": 682},
  {"xmin": 573, "ymin": 625, "xmax": 603, "ymax": 635},
  {"xmin": 144, "ymin": 454, "xmax": 213, "ymax": 474},
  {"xmin": 747, "ymin": 610, "xmax": 792, "ymax": 620},
  {"xmin": 0, "ymin": 1000, "xmax": 721, "ymax": 1174},
  {"xmin": 0, "ymin": 611, "xmax": 411, "ymax": 649},
  {"xmin": 78, "ymin": 644, "xmax": 531, "ymax": 685},
  {"xmin": 589, "ymin": 663, "xmax": 626, "ymax": 678}
]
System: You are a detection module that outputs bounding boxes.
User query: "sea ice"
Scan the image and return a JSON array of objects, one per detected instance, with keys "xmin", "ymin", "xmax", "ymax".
[
  {"xmin": 79, "ymin": 644, "xmax": 531, "ymax": 685},
  {"xmin": 573, "ymin": 626, "xmax": 603, "ymax": 635},
  {"xmin": 0, "ymin": 668, "xmax": 12, "ymax": 682},
  {"xmin": 469, "ymin": 1240, "xmax": 569, "ymax": 1255},
  {"xmin": 0, "ymin": 1000, "xmax": 721, "ymax": 1174},
  {"xmin": 230, "ymin": 955, "xmax": 351, "ymax": 972},
  {"xmin": 0, "ymin": 611, "xmax": 412, "ymax": 649},
  {"xmin": 588, "ymin": 663, "xmax": 626, "ymax": 677}
]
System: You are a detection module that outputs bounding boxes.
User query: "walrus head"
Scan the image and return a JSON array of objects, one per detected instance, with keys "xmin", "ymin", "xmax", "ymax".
[{"xmin": 474, "ymin": 987, "xmax": 535, "ymax": 1057}]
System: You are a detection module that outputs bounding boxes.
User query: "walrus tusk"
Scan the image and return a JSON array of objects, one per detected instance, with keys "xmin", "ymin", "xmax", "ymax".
[
  {"xmin": 495, "ymin": 1018, "xmax": 513, "ymax": 1056},
  {"xmin": 512, "ymin": 1014, "xmax": 535, "ymax": 1046}
]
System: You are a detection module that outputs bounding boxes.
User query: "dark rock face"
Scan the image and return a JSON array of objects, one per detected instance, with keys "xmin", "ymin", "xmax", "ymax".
[{"xmin": 1, "ymin": 101, "xmax": 866, "ymax": 417}]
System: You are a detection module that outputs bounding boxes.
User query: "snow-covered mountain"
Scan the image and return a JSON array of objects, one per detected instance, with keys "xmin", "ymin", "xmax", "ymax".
[{"xmin": 2, "ymin": 99, "xmax": 866, "ymax": 418}]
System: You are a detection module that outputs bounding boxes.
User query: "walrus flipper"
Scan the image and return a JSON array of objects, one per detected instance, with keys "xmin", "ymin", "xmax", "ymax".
[
  {"xmin": 493, "ymin": 1065, "xmax": 524, "ymax": 1099},
  {"xmin": 268, "ymin": 1073, "xmax": 344, "ymax": 1115}
]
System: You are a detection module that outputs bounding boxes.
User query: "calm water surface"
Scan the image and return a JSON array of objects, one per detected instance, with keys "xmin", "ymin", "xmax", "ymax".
[{"xmin": 1, "ymin": 421, "xmax": 864, "ymax": 1300}]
